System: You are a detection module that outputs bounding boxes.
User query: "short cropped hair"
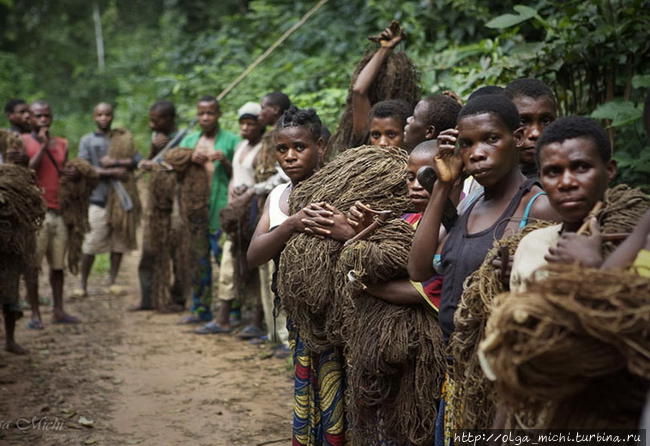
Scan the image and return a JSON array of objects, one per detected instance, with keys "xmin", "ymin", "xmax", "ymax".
[
  {"xmin": 264, "ymin": 92, "xmax": 291, "ymax": 114},
  {"xmin": 505, "ymin": 78, "xmax": 556, "ymax": 104},
  {"xmin": 420, "ymin": 94, "xmax": 462, "ymax": 134},
  {"xmin": 275, "ymin": 105, "xmax": 323, "ymax": 140},
  {"xmin": 467, "ymin": 86, "xmax": 504, "ymax": 102},
  {"xmin": 458, "ymin": 94, "xmax": 520, "ymax": 132},
  {"xmin": 411, "ymin": 139, "xmax": 438, "ymax": 157},
  {"xmin": 150, "ymin": 100, "xmax": 176, "ymax": 118},
  {"xmin": 369, "ymin": 99, "xmax": 412, "ymax": 128},
  {"xmin": 4, "ymin": 99, "xmax": 26, "ymax": 114},
  {"xmin": 536, "ymin": 116, "xmax": 611, "ymax": 163},
  {"xmin": 198, "ymin": 95, "xmax": 219, "ymax": 110}
]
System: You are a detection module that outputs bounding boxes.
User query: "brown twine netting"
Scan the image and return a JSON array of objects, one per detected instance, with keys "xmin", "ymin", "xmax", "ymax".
[
  {"xmin": 338, "ymin": 219, "xmax": 446, "ymax": 445},
  {"xmin": 58, "ymin": 158, "xmax": 99, "ymax": 274},
  {"xmin": 278, "ymin": 145, "xmax": 411, "ymax": 352},
  {"xmin": 448, "ymin": 184, "xmax": 650, "ymax": 429},
  {"xmin": 220, "ymin": 193, "xmax": 258, "ymax": 298},
  {"xmin": 327, "ymin": 50, "xmax": 420, "ymax": 159},
  {"xmin": 142, "ymin": 167, "xmax": 179, "ymax": 310},
  {"xmin": 106, "ymin": 128, "xmax": 142, "ymax": 250},
  {"xmin": 0, "ymin": 164, "xmax": 45, "ymax": 275},
  {"xmin": 0, "ymin": 129, "xmax": 26, "ymax": 163},
  {"xmin": 482, "ymin": 264, "xmax": 650, "ymax": 429},
  {"xmin": 165, "ymin": 148, "xmax": 209, "ymax": 299}
]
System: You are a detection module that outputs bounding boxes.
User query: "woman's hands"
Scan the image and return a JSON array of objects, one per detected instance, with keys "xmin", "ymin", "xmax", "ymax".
[{"xmin": 434, "ymin": 128, "xmax": 464, "ymax": 185}]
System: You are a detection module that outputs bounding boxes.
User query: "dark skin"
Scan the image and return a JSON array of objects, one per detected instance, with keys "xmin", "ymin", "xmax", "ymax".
[
  {"xmin": 259, "ymin": 96, "xmax": 283, "ymax": 127},
  {"xmin": 7, "ymin": 102, "xmax": 31, "ymax": 133},
  {"xmin": 601, "ymin": 209, "xmax": 650, "ymax": 269},
  {"xmin": 190, "ymin": 101, "xmax": 232, "ymax": 176},
  {"xmin": 408, "ymin": 113, "xmax": 559, "ymax": 282},
  {"xmin": 368, "ymin": 116, "xmax": 405, "ymax": 149},
  {"xmin": 247, "ymin": 125, "xmax": 327, "ymax": 269},
  {"xmin": 351, "ymin": 22, "xmax": 404, "ymax": 143},
  {"xmin": 403, "ymin": 100, "xmax": 436, "ymax": 151},
  {"xmin": 79, "ymin": 103, "xmax": 130, "ymax": 296},
  {"xmin": 25, "ymin": 103, "xmax": 79, "ymax": 324},
  {"xmin": 511, "ymin": 95, "xmax": 556, "ymax": 172},
  {"xmin": 139, "ymin": 108, "xmax": 177, "ymax": 171},
  {"xmin": 536, "ymin": 137, "xmax": 617, "ymax": 267},
  {"xmin": 4, "ymin": 307, "xmax": 26, "ymax": 354},
  {"xmin": 230, "ymin": 117, "xmax": 264, "ymax": 200},
  {"xmin": 214, "ymin": 117, "xmax": 265, "ymax": 328}
]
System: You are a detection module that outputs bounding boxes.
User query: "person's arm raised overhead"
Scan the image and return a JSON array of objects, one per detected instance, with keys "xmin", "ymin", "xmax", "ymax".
[
  {"xmin": 408, "ymin": 128, "xmax": 463, "ymax": 281},
  {"xmin": 351, "ymin": 21, "xmax": 405, "ymax": 142}
]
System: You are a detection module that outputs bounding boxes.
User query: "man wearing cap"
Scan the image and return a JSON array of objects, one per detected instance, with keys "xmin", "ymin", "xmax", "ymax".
[{"xmin": 196, "ymin": 102, "xmax": 265, "ymax": 334}]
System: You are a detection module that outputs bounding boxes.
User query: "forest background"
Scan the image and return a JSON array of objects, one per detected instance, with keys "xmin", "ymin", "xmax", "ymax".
[{"xmin": 1, "ymin": 0, "xmax": 649, "ymax": 188}]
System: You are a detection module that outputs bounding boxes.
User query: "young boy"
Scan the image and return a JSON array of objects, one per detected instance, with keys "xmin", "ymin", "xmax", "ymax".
[
  {"xmin": 4, "ymin": 99, "xmax": 31, "ymax": 135},
  {"xmin": 367, "ymin": 99, "xmax": 412, "ymax": 148},
  {"xmin": 509, "ymin": 116, "xmax": 618, "ymax": 290},
  {"xmin": 77, "ymin": 103, "xmax": 141, "ymax": 298},
  {"xmin": 179, "ymin": 96, "xmax": 239, "ymax": 323},
  {"xmin": 133, "ymin": 100, "xmax": 185, "ymax": 311},
  {"xmin": 22, "ymin": 101, "xmax": 80, "ymax": 326},
  {"xmin": 196, "ymin": 102, "xmax": 265, "ymax": 335},
  {"xmin": 504, "ymin": 78, "xmax": 558, "ymax": 179}
]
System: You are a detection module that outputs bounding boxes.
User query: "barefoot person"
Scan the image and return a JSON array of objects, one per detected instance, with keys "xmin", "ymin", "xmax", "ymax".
[
  {"xmin": 77, "ymin": 103, "xmax": 142, "ymax": 297},
  {"xmin": 22, "ymin": 100, "xmax": 80, "ymax": 326}
]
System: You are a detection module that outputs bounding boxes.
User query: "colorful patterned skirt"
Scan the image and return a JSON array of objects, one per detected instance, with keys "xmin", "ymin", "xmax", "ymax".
[{"xmin": 288, "ymin": 320, "xmax": 346, "ymax": 446}]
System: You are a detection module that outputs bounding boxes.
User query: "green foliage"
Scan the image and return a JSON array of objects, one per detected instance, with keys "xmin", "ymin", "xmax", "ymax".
[{"xmin": 0, "ymin": 0, "xmax": 647, "ymax": 188}]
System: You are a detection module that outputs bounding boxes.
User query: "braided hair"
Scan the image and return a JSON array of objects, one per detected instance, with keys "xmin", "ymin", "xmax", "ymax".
[{"xmin": 275, "ymin": 105, "xmax": 323, "ymax": 141}]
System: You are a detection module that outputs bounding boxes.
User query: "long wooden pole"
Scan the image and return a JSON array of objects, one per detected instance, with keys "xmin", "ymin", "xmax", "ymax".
[
  {"xmin": 92, "ymin": 3, "xmax": 105, "ymax": 71},
  {"xmin": 216, "ymin": 0, "xmax": 329, "ymax": 101}
]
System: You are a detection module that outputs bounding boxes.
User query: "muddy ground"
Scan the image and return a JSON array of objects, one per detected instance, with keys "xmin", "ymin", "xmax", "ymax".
[{"xmin": 0, "ymin": 249, "xmax": 294, "ymax": 446}]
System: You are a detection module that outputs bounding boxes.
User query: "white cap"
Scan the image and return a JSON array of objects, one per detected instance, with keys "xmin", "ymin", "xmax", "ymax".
[{"xmin": 238, "ymin": 102, "xmax": 261, "ymax": 120}]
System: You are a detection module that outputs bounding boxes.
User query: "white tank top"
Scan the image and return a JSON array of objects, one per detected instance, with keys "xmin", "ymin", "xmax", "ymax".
[
  {"xmin": 268, "ymin": 183, "xmax": 291, "ymax": 230},
  {"xmin": 231, "ymin": 140, "xmax": 262, "ymax": 189}
]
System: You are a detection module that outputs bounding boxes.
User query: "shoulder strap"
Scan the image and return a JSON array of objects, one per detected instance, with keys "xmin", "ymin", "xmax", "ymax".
[
  {"xmin": 43, "ymin": 142, "xmax": 62, "ymax": 176},
  {"xmin": 519, "ymin": 190, "xmax": 547, "ymax": 229}
]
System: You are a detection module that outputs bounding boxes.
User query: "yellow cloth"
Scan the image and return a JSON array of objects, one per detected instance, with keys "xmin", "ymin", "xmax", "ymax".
[{"xmin": 632, "ymin": 249, "xmax": 650, "ymax": 278}]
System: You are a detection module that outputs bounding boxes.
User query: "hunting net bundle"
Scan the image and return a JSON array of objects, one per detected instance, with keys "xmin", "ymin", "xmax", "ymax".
[
  {"xmin": 220, "ymin": 193, "xmax": 259, "ymax": 300},
  {"xmin": 326, "ymin": 50, "xmax": 419, "ymax": 159},
  {"xmin": 59, "ymin": 158, "xmax": 99, "ymax": 274},
  {"xmin": 143, "ymin": 167, "xmax": 179, "ymax": 310},
  {"xmin": 447, "ymin": 184, "xmax": 650, "ymax": 430},
  {"xmin": 0, "ymin": 129, "xmax": 26, "ymax": 164},
  {"xmin": 278, "ymin": 145, "xmax": 410, "ymax": 352},
  {"xmin": 481, "ymin": 264, "xmax": 650, "ymax": 430},
  {"xmin": 337, "ymin": 219, "xmax": 446, "ymax": 446},
  {"xmin": 0, "ymin": 164, "xmax": 45, "ymax": 274},
  {"xmin": 106, "ymin": 128, "xmax": 142, "ymax": 250}
]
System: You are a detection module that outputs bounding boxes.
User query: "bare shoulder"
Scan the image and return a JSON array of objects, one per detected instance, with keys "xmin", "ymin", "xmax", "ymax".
[{"xmin": 528, "ymin": 189, "xmax": 561, "ymax": 223}]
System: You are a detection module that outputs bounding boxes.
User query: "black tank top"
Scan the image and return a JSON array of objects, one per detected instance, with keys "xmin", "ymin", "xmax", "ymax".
[{"xmin": 439, "ymin": 178, "xmax": 537, "ymax": 341}]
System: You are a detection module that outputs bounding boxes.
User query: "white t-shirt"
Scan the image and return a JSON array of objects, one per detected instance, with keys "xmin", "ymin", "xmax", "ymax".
[{"xmin": 509, "ymin": 224, "xmax": 563, "ymax": 292}]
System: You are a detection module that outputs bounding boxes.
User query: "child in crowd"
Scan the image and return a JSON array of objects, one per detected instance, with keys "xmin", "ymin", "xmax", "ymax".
[
  {"xmin": 179, "ymin": 96, "xmax": 239, "ymax": 324},
  {"xmin": 246, "ymin": 106, "xmax": 345, "ymax": 446},
  {"xmin": 504, "ymin": 78, "xmax": 558, "ymax": 179}
]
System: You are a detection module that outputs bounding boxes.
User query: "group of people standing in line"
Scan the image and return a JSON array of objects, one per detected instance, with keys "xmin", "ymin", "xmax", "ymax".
[{"xmin": 2, "ymin": 20, "xmax": 650, "ymax": 446}]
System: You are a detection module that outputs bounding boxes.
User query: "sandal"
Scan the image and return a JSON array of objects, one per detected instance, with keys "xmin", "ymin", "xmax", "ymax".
[
  {"xmin": 236, "ymin": 325, "xmax": 265, "ymax": 340},
  {"xmin": 26, "ymin": 319, "xmax": 44, "ymax": 330},
  {"xmin": 194, "ymin": 321, "xmax": 231, "ymax": 335},
  {"xmin": 177, "ymin": 314, "xmax": 204, "ymax": 325}
]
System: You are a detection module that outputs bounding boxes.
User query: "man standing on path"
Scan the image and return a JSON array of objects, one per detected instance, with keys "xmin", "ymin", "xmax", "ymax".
[
  {"xmin": 76, "ymin": 103, "xmax": 141, "ymax": 297},
  {"xmin": 23, "ymin": 100, "xmax": 80, "ymax": 327}
]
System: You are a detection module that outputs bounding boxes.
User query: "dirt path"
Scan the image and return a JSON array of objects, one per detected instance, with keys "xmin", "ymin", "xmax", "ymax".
[{"xmin": 0, "ymin": 249, "xmax": 294, "ymax": 446}]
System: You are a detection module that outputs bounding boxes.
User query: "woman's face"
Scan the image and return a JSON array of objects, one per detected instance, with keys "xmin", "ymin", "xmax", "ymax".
[{"xmin": 274, "ymin": 126, "xmax": 324, "ymax": 184}]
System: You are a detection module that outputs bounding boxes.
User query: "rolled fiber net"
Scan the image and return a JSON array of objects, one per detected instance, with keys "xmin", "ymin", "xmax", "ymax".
[
  {"xmin": 338, "ymin": 219, "xmax": 446, "ymax": 445},
  {"xmin": 278, "ymin": 145, "xmax": 410, "ymax": 352},
  {"xmin": 327, "ymin": 51, "xmax": 419, "ymax": 159},
  {"xmin": 106, "ymin": 128, "xmax": 142, "ymax": 250},
  {"xmin": 59, "ymin": 158, "xmax": 99, "ymax": 274},
  {"xmin": 482, "ymin": 264, "xmax": 650, "ymax": 429}
]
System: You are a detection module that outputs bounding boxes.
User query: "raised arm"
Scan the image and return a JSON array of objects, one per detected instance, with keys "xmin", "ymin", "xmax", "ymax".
[
  {"xmin": 408, "ymin": 129, "xmax": 463, "ymax": 281},
  {"xmin": 351, "ymin": 21, "xmax": 405, "ymax": 141}
]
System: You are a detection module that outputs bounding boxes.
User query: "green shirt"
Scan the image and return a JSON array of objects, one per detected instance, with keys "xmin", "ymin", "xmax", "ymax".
[{"xmin": 180, "ymin": 129, "xmax": 240, "ymax": 233}]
